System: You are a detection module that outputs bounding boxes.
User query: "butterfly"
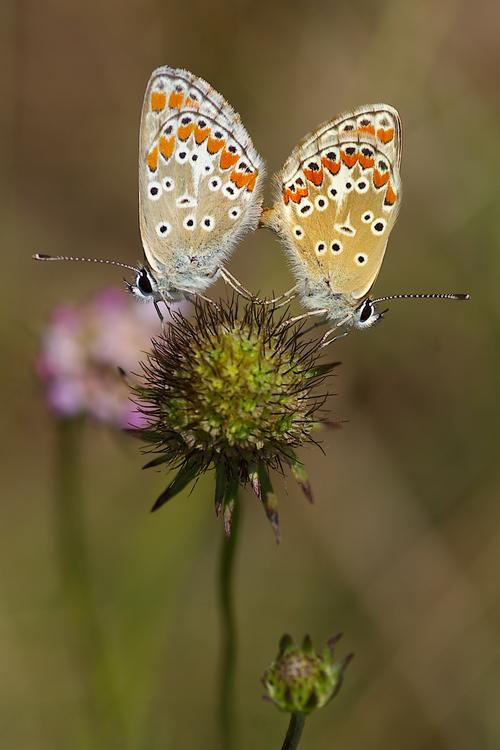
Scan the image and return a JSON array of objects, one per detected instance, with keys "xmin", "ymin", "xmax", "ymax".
[
  {"xmin": 261, "ymin": 104, "xmax": 468, "ymax": 339},
  {"xmin": 35, "ymin": 66, "xmax": 265, "ymax": 318}
]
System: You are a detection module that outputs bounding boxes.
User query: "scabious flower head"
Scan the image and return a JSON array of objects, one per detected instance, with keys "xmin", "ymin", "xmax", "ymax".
[
  {"xmin": 37, "ymin": 287, "xmax": 165, "ymax": 428},
  {"xmin": 133, "ymin": 298, "xmax": 339, "ymax": 539},
  {"xmin": 262, "ymin": 633, "xmax": 353, "ymax": 714}
]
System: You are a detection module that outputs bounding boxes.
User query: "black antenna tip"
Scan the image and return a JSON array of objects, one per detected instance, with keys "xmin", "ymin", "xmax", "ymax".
[{"xmin": 455, "ymin": 293, "xmax": 470, "ymax": 300}]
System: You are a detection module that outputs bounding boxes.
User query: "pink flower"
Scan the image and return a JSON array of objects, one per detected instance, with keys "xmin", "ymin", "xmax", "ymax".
[{"xmin": 37, "ymin": 288, "xmax": 182, "ymax": 428}]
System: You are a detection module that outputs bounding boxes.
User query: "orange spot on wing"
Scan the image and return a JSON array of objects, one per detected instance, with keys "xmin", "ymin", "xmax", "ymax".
[
  {"xmin": 384, "ymin": 183, "xmax": 397, "ymax": 205},
  {"xmin": 358, "ymin": 153, "xmax": 375, "ymax": 169},
  {"xmin": 321, "ymin": 156, "xmax": 341, "ymax": 175},
  {"xmin": 246, "ymin": 172, "xmax": 258, "ymax": 192},
  {"xmin": 178, "ymin": 122, "xmax": 194, "ymax": 141},
  {"xmin": 230, "ymin": 171, "xmax": 249, "ymax": 189},
  {"xmin": 303, "ymin": 167, "xmax": 324, "ymax": 187},
  {"xmin": 185, "ymin": 97, "xmax": 200, "ymax": 110},
  {"xmin": 373, "ymin": 169, "xmax": 390, "ymax": 188},
  {"xmin": 207, "ymin": 136, "xmax": 225, "ymax": 154},
  {"xmin": 231, "ymin": 170, "xmax": 258, "ymax": 190},
  {"xmin": 169, "ymin": 90, "xmax": 184, "ymax": 109},
  {"xmin": 147, "ymin": 145, "xmax": 159, "ymax": 172},
  {"xmin": 377, "ymin": 127, "xmax": 394, "ymax": 144},
  {"xmin": 340, "ymin": 150, "xmax": 358, "ymax": 168},
  {"xmin": 220, "ymin": 149, "xmax": 239, "ymax": 170},
  {"xmin": 358, "ymin": 124, "xmax": 375, "ymax": 136},
  {"xmin": 159, "ymin": 135, "xmax": 175, "ymax": 160},
  {"xmin": 290, "ymin": 187, "xmax": 308, "ymax": 204},
  {"xmin": 151, "ymin": 91, "xmax": 166, "ymax": 112},
  {"xmin": 195, "ymin": 126, "xmax": 210, "ymax": 144},
  {"xmin": 283, "ymin": 188, "xmax": 291, "ymax": 205}
]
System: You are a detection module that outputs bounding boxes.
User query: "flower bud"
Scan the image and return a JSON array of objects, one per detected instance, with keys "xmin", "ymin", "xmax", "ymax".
[{"xmin": 262, "ymin": 633, "xmax": 352, "ymax": 714}]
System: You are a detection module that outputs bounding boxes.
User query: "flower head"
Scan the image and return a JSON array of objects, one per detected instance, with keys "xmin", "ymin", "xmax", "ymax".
[
  {"xmin": 37, "ymin": 287, "xmax": 165, "ymax": 427},
  {"xmin": 133, "ymin": 298, "xmax": 339, "ymax": 539},
  {"xmin": 262, "ymin": 633, "xmax": 353, "ymax": 714}
]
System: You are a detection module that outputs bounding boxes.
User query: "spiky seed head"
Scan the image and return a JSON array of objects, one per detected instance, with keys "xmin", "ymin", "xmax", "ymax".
[{"xmin": 132, "ymin": 298, "xmax": 339, "ymax": 539}]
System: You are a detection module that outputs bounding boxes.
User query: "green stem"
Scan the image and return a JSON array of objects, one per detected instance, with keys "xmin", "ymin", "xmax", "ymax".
[
  {"xmin": 281, "ymin": 713, "xmax": 306, "ymax": 750},
  {"xmin": 218, "ymin": 493, "xmax": 241, "ymax": 750},
  {"xmin": 54, "ymin": 418, "xmax": 123, "ymax": 749}
]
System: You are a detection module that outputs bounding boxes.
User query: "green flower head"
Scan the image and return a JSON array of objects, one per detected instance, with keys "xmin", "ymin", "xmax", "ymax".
[
  {"xmin": 132, "ymin": 298, "xmax": 339, "ymax": 540},
  {"xmin": 262, "ymin": 633, "xmax": 353, "ymax": 715}
]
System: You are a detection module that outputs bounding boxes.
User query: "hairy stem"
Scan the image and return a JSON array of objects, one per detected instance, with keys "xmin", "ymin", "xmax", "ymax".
[
  {"xmin": 218, "ymin": 493, "xmax": 241, "ymax": 750},
  {"xmin": 281, "ymin": 713, "xmax": 306, "ymax": 750}
]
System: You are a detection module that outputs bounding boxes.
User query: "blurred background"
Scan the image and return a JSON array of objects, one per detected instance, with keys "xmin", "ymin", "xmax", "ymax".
[{"xmin": 1, "ymin": 0, "xmax": 499, "ymax": 747}]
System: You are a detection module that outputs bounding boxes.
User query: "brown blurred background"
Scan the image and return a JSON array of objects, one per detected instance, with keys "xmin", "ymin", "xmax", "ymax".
[{"xmin": 1, "ymin": 0, "xmax": 499, "ymax": 748}]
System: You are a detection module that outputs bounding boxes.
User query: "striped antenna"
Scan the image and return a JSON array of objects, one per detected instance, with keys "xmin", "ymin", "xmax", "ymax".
[
  {"xmin": 372, "ymin": 292, "xmax": 470, "ymax": 303},
  {"xmin": 33, "ymin": 253, "xmax": 137, "ymax": 274}
]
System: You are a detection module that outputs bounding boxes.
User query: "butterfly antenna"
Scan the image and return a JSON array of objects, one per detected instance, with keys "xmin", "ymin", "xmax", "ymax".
[
  {"xmin": 33, "ymin": 253, "xmax": 138, "ymax": 273},
  {"xmin": 372, "ymin": 292, "xmax": 470, "ymax": 303}
]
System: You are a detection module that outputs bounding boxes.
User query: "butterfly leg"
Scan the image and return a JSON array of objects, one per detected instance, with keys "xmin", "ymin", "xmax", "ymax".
[
  {"xmin": 320, "ymin": 328, "xmax": 350, "ymax": 348},
  {"xmin": 277, "ymin": 308, "xmax": 329, "ymax": 332},
  {"xmin": 251, "ymin": 284, "xmax": 300, "ymax": 307},
  {"xmin": 178, "ymin": 288, "xmax": 221, "ymax": 309},
  {"xmin": 153, "ymin": 299, "xmax": 164, "ymax": 323},
  {"xmin": 218, "ymin": 267, "xmax": 257, "ymax": 302}
]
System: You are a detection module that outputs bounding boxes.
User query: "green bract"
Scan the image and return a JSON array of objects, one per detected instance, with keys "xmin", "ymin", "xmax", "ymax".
[
  {"xmin": 262, "ymin": 634, "xmax": 352, "ymax": 714},
  {"xmin": 133, "ymin": 299, "xmax": 339, "ymax": 539}
]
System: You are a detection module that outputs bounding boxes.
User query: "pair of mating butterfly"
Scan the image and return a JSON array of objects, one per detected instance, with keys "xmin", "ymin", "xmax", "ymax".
[{"xmin": 35, "ymin": 65, "xmax": 469, "ymax": 336}]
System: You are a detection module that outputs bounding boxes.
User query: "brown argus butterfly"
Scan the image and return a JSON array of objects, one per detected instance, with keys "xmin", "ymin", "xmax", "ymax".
[
  {"xmin": 35, "ymin": 66, "xmax": 265, "ymax": 317},
  {"xmin": 261, "ymin": 104, "xmax": 469, "ymax": 342}
]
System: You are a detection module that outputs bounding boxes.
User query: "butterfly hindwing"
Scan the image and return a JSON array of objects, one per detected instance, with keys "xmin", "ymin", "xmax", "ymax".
[
  {"xmin": 267, "ymin": 104, "xmax": 402, "ymax": 310},
  {"xmin": 139, "ymin": 66, "xmax": 264, "ymax": 290}
]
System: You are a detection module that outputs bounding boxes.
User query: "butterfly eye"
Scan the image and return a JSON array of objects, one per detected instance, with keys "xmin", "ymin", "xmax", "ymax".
[
  {"xmin": 355, "ymin": 253, "xmax": 368, "ymax": 266},
  {"xmin": 202, "ymin": 216, "xmax": 215, "ymax": 231},
  {"xmin": 314, "ymin": 196, "xmax": 328, "ymax": 211},
  {"xmin": 209, "ymin": 177, "xmax": 222, "ymax": 191},
  {"xmin": 331, "ymin": 240, "xmax": 343, "ymax": 254},
  {"xmin": 148, "ymin": 181, "xmax": 162, "ymax": 201},
  {"xmin": 362, "ymin": 211, "xmax": 374, "ymax": 223},
  {"xmin": 135, "ymin": 269, "xmax": 155, "ymax": 297},
  {"xmin": 183, "ymin": 216, "xmax": 196, "ymax": 231},
  {"xmin": 162, "ymin": 177, "xmax": 175, "ymax": 192},
  {"xmin": 155, "ymin": 221, "xmax": 171, "ymax": 237},
  {"xmin": 315, "ymin": 241, "xmax": 327, "ymax": 255},
  {"xmin": 359, "ymin": 300, "xmax": 374, "ymax": 323},
  {"xmin": 371, "ymin": 218, "xmax": 386, "ymax": 235}
]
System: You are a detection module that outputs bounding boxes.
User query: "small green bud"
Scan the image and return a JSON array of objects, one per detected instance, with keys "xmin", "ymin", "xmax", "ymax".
[
  {"xmin": 262, "ymin": 633, "xmax": 352, "ymax": 715},
  {"xmin": 132, "ymin": 299, "xmax": 339, "ymax": 539}
]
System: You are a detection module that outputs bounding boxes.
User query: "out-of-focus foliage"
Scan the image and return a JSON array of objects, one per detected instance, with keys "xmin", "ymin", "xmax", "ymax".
[{"xmin": 1, "ymin": 0, "xmax": 499, "ymax": 748}]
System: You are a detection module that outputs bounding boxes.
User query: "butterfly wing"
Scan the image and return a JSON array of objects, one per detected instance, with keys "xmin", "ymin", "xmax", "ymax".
[
  {"xmin": 265, "ymin": 104, "xmax": 402, "ymax": 311},
  {"xmin": 139, "ymin": 66, "xmax": 264, "ymax": 290}
]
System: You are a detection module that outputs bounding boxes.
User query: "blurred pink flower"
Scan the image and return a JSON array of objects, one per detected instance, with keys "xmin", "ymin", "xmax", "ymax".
[{"xmin": 37, "ymin": 288, "xmax": 181, "ymax": 428}]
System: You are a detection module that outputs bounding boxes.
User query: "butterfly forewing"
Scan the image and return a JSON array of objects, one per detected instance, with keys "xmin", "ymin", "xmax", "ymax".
[
  {"xmin": 139, "ymin": 66, "xmax": 264, "ymax": 288},
  {"xmin": 271, "ymin": 104, "xmax": 402, "ymax": 307}
]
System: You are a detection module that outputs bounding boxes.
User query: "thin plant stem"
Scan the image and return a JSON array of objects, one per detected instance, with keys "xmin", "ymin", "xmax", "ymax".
[
  {"xmin": 218, "ymin": 494, "xmax": 242, "ymax": 750},
  {"xmin": 281, "ymin": 713, "xmax": 306, "ymax": 750},
  {"xmin": 54, "ymin": 418, "xmax": 124, "ymax": 749}
]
